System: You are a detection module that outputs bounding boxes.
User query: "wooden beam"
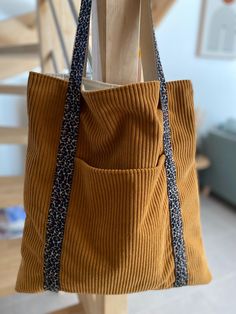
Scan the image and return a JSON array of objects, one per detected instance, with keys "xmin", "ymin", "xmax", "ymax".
[
  {"xmin": 0, "ymin": 85, "xmax": 27, "ymax": 95},
  {"xmin": 76, "ymin": 3, "xmax": 135, "ymax": 313},
  {"xmin": 92, "ymin": 0, "xmax": 141, "ymax": 84},
  {"xmin": 79, "ymin": 294, "xmax": 97, "ymax": 314},
  {"xmin": 97, "ymin": 295, "xmax": 128, "ymax": 314},
  {"xmin": 79, "ymin": 294, "xmax": 128, "ymax": 314}
]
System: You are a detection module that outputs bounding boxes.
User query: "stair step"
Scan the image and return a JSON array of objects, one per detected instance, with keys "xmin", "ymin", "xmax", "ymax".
[
  {"xmin": 0, "ymin": 176, "xmax": 24, "ymax": 209},
  {"xmin": 0, "ymin": 11, "xmax": 39, "ymax": 80},
  {"xmin": 0, "ymin": 55, "xmax": 39, "ymax": 81},
  {"xmin": 0, "ymin": 12, "xmax": 37, "ymax": 48},
  {"xmin": 0, "ymin": 43, "xmax": 39, "ymax": 55},
  {"xmin": 0, "ymin": 85, "xmax": 27, "ymax": 95},
  {"xmin": 0, "ymin": 127, "xmax": 28, "ymax": 145}
]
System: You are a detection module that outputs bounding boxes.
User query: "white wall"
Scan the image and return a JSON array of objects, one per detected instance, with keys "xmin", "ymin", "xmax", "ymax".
[
  {"xmin": 0, "ymin": 0, "xmax": 35, "ymax": 19},
  {"xmin": 156, "ymin": 0, "xmax": 236, "ymax": 133}
]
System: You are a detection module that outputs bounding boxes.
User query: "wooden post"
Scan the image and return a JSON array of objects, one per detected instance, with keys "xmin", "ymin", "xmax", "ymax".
[
  {"xmin": 79, "ymin": 294, "xmax": 128, "ymax": 314},
  {"xmin": 48, "ymin": 1, "xmax": 143, "ymax": 313},
  {"xmin": 92, "ymin": 0, "xmax": 141, "ymax": 84},
  {"xmin": 78, "ymin": 1, "xmax": 142, "ymax": 313}
]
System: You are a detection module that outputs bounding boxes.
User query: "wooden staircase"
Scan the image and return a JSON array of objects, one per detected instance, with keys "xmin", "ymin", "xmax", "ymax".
[
  {"xmin": 0, "ymin": 11, "xmax": 39, "ymax": 80},
  {"xmin": 0, "ymin": 0, "xmax": 85, "ymax": 299},
  {"xmin": 0, "ymin": 9, "xmax": 36, "ymax": 298}
]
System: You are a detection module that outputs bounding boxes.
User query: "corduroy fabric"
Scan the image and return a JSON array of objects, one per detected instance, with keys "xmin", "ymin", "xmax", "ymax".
[{"xmin": 15, "ymin": 72, "xmax": 212, "ymax": 294}]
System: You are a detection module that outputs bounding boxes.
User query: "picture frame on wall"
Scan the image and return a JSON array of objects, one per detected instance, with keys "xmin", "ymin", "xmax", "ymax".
[{"xmin": 197, "ymin": 0, "xmax": 236, "ymax": 59}]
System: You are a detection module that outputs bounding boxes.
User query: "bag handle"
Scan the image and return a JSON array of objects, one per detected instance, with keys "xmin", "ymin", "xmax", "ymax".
[
  {"xmin": 44, "ymin": 0, "xmax": 188, "ymax": 292},
  {"xmin": 140, "ymin": 2, "xmax": 188, "ymax": 288}
]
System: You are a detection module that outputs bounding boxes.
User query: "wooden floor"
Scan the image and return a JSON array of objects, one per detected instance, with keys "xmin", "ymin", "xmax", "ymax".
[{"xmin": 50, "ymin": 303, "xmax": 85, "ymax": 314}]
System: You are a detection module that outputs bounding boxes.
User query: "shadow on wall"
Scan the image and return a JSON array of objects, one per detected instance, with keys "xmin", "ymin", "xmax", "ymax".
[{"xmin": 200, "ymin": 119, "xmax": 236, "ymax": 207}]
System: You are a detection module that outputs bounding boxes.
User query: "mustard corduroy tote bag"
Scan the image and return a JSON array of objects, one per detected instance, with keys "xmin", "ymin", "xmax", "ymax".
[{"xmin": 16, "ymin": 0, "xmax": 212, "ymax": 294}]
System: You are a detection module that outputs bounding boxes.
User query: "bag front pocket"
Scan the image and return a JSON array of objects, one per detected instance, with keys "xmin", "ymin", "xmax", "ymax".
[
  {"xmin": 61, "ymin": 153, "xmax": 175, "ymax": 293},
  {"xmin": 71, "ymin": 154, "xmax": 166, "ymax": 236}
]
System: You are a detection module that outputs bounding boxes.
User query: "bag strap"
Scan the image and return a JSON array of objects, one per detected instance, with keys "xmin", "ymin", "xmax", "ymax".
[
  {"xmin": 43, "ymin": 0, "xmax": 93, "ymax": 292},
  {"xmin": 140, "ymin": 0, "xmax": 188, "ymax": 288},
  {"xmin": 43, "ymin": 0, "xmax": 188, "ymax": 292}
]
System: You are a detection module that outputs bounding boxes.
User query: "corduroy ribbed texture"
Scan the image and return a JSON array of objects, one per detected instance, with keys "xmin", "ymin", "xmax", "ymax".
[{"xmin": 15, "ymin": 72, "xmax": 212, "ymax": 294}]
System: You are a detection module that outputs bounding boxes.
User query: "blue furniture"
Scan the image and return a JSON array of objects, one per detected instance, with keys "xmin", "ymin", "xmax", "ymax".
[{"xmin": 202, "ymin": 119, "xmax": 236, "ymax": 206}]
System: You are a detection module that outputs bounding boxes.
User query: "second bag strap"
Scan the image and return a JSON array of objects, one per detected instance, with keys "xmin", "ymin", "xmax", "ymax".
[{"xmin": 140, "ymin": 0, "xmax": 188, "ymax": 288}]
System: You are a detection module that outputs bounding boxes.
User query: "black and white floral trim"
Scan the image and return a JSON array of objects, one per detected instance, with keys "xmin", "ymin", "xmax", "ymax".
[
  {"xmin": 43, "ymin": 0, "xmax": 92, "ymax": 292},
  {"xmin": 43, "ymin": 0, "xmax": 188, "ymax": 291},
  {"xmin": 151, "ymin": 29, "xmax": 188, "ymax": 287}
]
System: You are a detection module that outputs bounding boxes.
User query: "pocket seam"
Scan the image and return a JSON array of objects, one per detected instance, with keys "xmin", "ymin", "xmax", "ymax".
[{"xmin": 74, "ymin": 154, "xmax": 165, "ymax": 174}]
